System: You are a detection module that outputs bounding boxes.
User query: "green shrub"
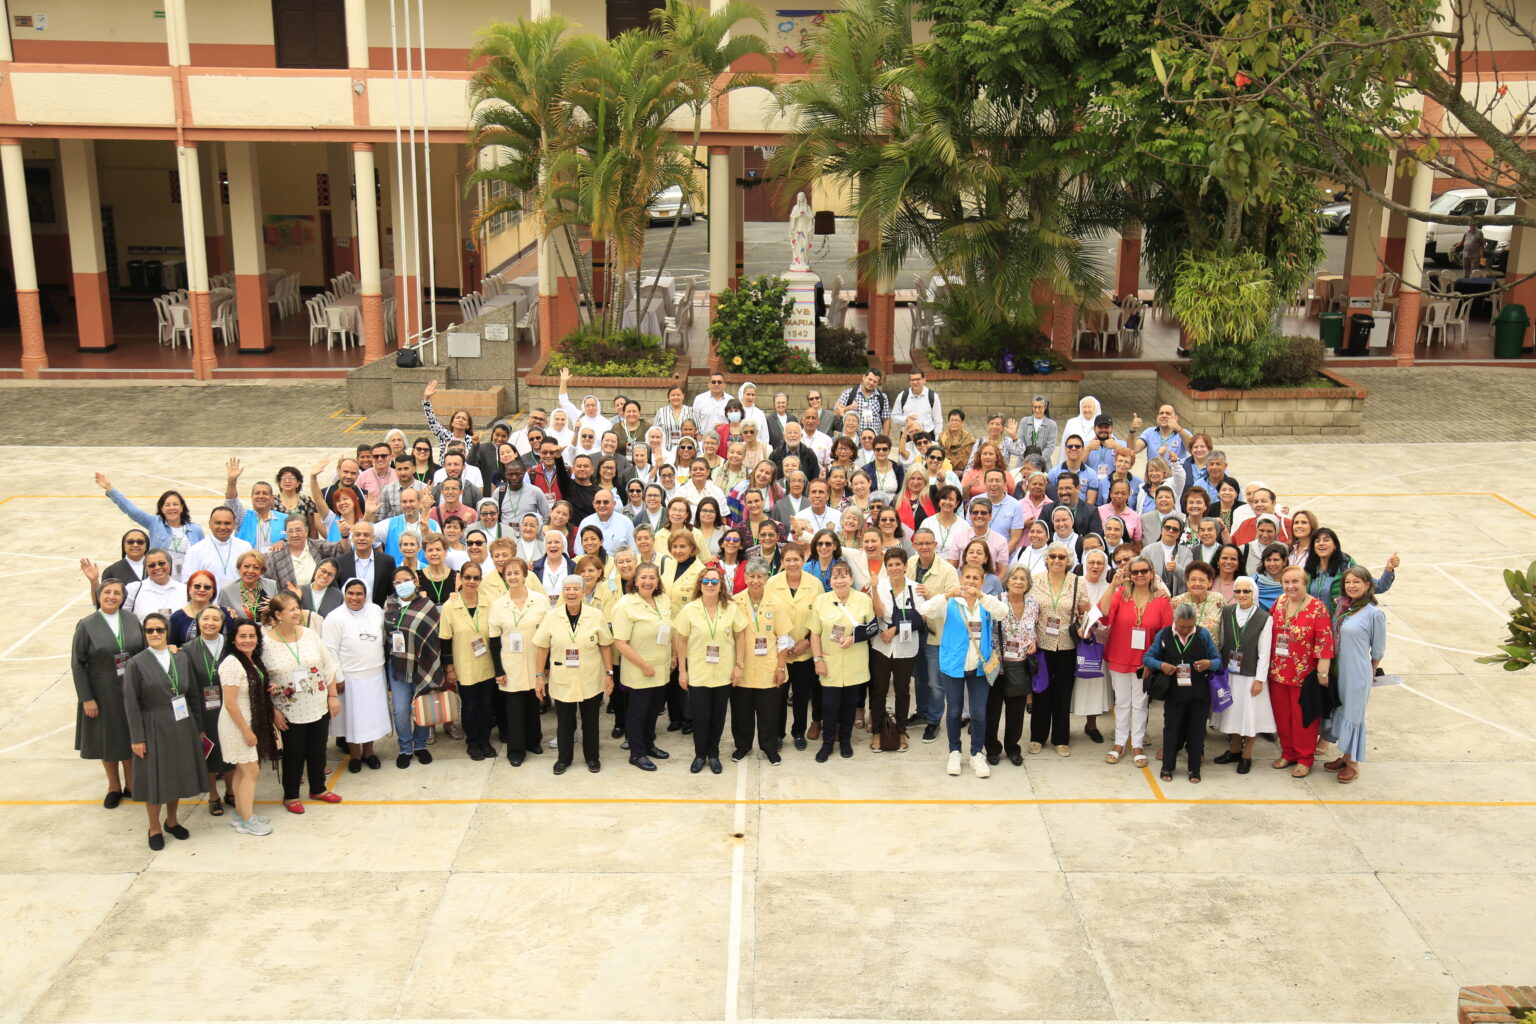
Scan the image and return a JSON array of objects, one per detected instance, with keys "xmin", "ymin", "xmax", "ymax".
[
  {"xmin": 815, "ymin": 326, "xmax": 869, "ymax": 369},
  {"xmin": 1186, "ymin": 334, "xmax": 1275, "ymax": 391},
  {"xmin": 549, "ymin": 326, "xmax": 677, "ymax": 378},
  {"xmin": 709, "ymin": 276, "xmax": 795, "ymax": 375},
  {"xmin": 1260, "ymin": 334, "xmax": 1326, "ymax": 386},
  {"xmin": 923, "ymin": 288, "xmax": 1057, "ymax": 372},
  {"xmin": 1171, "ymin": 251, "xmax": 1281, "ymax": 390}
]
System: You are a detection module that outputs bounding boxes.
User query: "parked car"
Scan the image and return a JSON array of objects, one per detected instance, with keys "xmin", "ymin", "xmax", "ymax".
[
  {"xmin": 1425, "ymin": 189, "xmax": 1514, "ymax": 266},
  {"xmin": 1318, "ymin": 198, "xmax": 1351, "ymax": 234},
  {"xmin": 647, "ymin": 186, "xmax": 695, "ymax": 225}
]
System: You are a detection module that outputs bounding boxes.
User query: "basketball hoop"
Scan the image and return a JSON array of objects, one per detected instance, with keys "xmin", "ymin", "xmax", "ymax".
[{"xmin": 759, "ymin": 145, "xmax": 778, "ymax": 161}]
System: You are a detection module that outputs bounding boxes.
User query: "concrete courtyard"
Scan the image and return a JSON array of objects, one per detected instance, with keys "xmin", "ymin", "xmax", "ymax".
[{"xmin": 1, "ymin": 382, "xmax": 1533, "ymax": 1024}]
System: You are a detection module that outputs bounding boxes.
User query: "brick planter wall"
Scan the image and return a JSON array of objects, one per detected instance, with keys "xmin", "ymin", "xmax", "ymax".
[
  {"xmin": 1154, "ymin": 363, "xmax": 1368, "ymax": 438},
  {"xmin": 1457, "ymin": 985, "xmax": 1536, "ymax": 1024},
  {"xmin": 910, "ymin": 350, "xmax": 1084, "ymax": 420},
  {"xmin": 523, "ymin": 351, "xmax": 694, "ymax": 413}
]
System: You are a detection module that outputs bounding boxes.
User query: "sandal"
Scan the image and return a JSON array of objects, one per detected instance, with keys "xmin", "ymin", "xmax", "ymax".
[
  {"xmin": 1291, "ymin": 765, "xmax": 1311, "ymax": 778},
  {"xmin": 223, "ymin": 793, "xmax": 235, "ymax": 806},
  {"xmin": 1189, "ymin": 771, "xmax": 1201, "ymax": 784},
  {"xmin": 207, "ymin": 797, "xmax": 224, "ymax": 817},
  {"xmin": 1272, "ymin": 758, "xmax": 1297, "ymax": 770},
  {"xmin": 1132, "ymin": 752, "xmax": 1149, "ymax": 767},
  {"xmin": 1159, "ymin": 771, "xmax": 1173, "ymax": 782},
  {"xmin": 1105, "ymin": 749, "xmax": 1121, "ymax": 764},
  {"xmin": 1337, "ymin": 765, "xmax": 1358, "ymax": 784}
]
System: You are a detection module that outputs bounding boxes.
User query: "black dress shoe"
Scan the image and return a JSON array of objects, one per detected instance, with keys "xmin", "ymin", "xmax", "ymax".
[
  {"xmin": 587, "ymin": 759, "xmax": 601, "ymax": 773},
  {"xmin": 348, "ymin": 759, "xmax": 364, "ymax": 773},
  {"xmin": 103, "ymin": 791, "xmax": 123, "ymax": 809},
  {"xmin": 690, "ymin": 757, "xmax": 706, "ymax": 774},
  {"xmin": 121, "ymin": 788, "xmax": 132, "ymax": 800},
  {"xmin": 647, "ymin": 746, "xmax": 670, "ymax": 760},
  {"xmin": 766, "ymin": 751, "xmax": 782, "ymax": 765},
  {"xmin": 335, "ymin": 737, "xmax": 349, "ymax": 752},
  {"xmin": 630, "ymin": 756, "xmax": 657, "ymax": 771},
  {"xmin": 681, "ymin": 722, "xmax": 694, "ymax": 735},
  {"xmin": 364, "ymin": 755, "xmax": 382, "ymax": 770},
  {"xmin": 986, "ymin": 754, "xmax": 1000, "ymax": 766},
  {"xmin": 508, "ymin": 754, "xmax": 525, "ymax": 767},
  {"xmin": 415, "ymin": 749, "xmax": 433, "ymax": 765},
  {"xmin": 528, "ymin": 744, "xmax": 544, "ymax": 755},
  {"xmin": 708, "ymin": 757, "xmax": 723, "ymax": 774},
  {"xmin": 1213, "ymin": 750, "xmax": 1242, "ymax": 765},
  {"xmin": 553, "ymin": 761, "xmax": 570, "ymax": 775},
  {"xmin": 839, "ymin": 741, "xmax": 853, "ymax": 759},
  {"xmin": 1009, "ymin": 751, "xmax": 1024, "ymax": 766},
  {"xmin": 468, "ymin": 745, "xmax": 486, "ymax": 761},
  {"xmin": 730, "ymin": 749, "xmax": 749, "ymax": 762},
  {"xmin": 667, "ymin": 721, "xmax": 683, "ymax": 732},
  {"xmin": 1085, "ymin": 726, "xmax": 1105, "ymax": 743},
  {"xmin": 793, "ymin": 737, "xmax": 808, "ymax": 751},
  {"xmin": 611, "ymin": 725, "xmax": 624, "ymax": 738},
  {"xmin": 165, "ymin": 823, "xmax": 190, "ymax": 840},
  {"xmin": 396, "ymin": 754, "xmax": 412, "ymax": 769},
  {"xmin": 148, "ymin": 832, "xmax": 165, "ymax": 851},
  {"xmin": 815, "ymin": 745, "xmax": 832, "ymax": 763},
  {"xmin": 1237, "ymin": 758, "xmax": 1252, "ymax": 774},
  {"xmin": 905, "ymin": 712, "xmax": 926, "ymax": 727}
]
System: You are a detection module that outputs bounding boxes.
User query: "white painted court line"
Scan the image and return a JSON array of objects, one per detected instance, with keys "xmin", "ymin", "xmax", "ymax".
[
  {"xmin": 1398, "ymin": 683, "xmax": 1536, "ymax": 743},
  {"xmin": 0, "ymin": 593, "xmax": 85, "ymax": 660},
  {"xmin": 1385, "ymin": 629, "xmax": 1492, "ymax": 658},
  {"xmin": 1433, "ymin": 564, "xmax": 1513, "ymax": 618},
  {"xmin": 724, "ymin": 757, "xmax": 750, "ymax": 1024},
  {"xmin": 0, "ymin": 722, "xmax": 71, "ymax": 756}
]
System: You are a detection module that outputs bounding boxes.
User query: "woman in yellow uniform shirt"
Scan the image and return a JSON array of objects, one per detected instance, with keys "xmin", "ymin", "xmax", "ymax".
[
  {"xmin": 533, "ymin": 576, "xmax": 614, "ymax": 774},
  {"xmin": 731, "ymin": 557, "xmax": 790, "ymax": 765},
  {"xmin": 765, "ymin": 543, "xmax": 824, "ymax": 750},
  {"xmin": 438, "ymin": 563, "xmax": 499, "ymax": 760},
  {"xmin": 809, "ymin": 560, "xmax": 878, "ymax": 763},
  {"xmin": 610, "ymin": 563, "xmax": 674, "ymax": 771},
  {"xmin": 673, "ymin": 567, "xmax": 745, "ymax": 775},
  {"xmin": 487, "ymin": 558, "xmax": 547, "ymax": 766},
  {"xmin": 663, "ymin": 530, "xmax": 705, "ymax": 736}
]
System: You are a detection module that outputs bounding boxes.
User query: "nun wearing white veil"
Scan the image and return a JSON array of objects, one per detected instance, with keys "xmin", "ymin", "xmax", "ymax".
[
  {"xmin": 322, "ymin": 578, "xmax": 391, "ymax": 770},
  {"xmin": 1060, "ymin": 395, "xmax": 1103, "ymax": 456}
]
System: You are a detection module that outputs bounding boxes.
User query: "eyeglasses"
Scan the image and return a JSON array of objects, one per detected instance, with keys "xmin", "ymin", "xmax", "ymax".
[
  {"xmin": 1163, "ymin": 524, "xmax": 1181, "ymax": 531},
  {"xmin": 143, "ymin": 627, "xmax": 167, "ymax": 634},
  {"xmin": 1130, "ymin": 568, "xmax": 1151, "ymax": 576},
  {"xmin": 971, "ymin": 509, "xmax": 990, "ymax": 516},
  {"xmin": 146, "ymin": 561, "xmax": 170, "ymax": 569},
  {"xmin": 191, "ymin": 584, "xmax": 214, "ymax": 592},
  {"xmin": 874, "ymin": 446, "xmax": 890, "ymax": 453},
  {"xmin": 414, "ymin": 446, "xmax": 431, "ymax": 453},
  {"xmin": 461, "ymin": 575, "xmax": 482, "ymax": 582},
  {"xmin": 466, "ymin": 540, "xmax": 485, "ymax": 547},
  {"xmin": 698, "ymin": 578, "xmax": 721, "ymax": 586},
  {"xmin": 1232, "ymin": 588, "xmax": 1254, "ymax": 594},
  {"xmin": 1047, "ymin": 554, "xmax": 1068, "ymax": 561},
  {"xmin": 125, "ymin": 538, "xmax": 147, "ymax": 545},
  {"xmin": 816, "ymin": 540, "xmax": 835, "ymax": 547}
]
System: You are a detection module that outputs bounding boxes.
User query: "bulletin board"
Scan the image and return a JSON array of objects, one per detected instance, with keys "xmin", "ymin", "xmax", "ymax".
[
  {"xmin": 772, "ymin": 9, "xmax": 835, "ymax": 57},
  {"xmin": 263, "ymin": 214, "xmax": 316, "ymax": 250}
]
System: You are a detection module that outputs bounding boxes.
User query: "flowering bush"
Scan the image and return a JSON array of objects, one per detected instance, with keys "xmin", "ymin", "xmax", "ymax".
[{"xmin": 708, "ymin": 276, "xmax": 795, "ymax": 374}]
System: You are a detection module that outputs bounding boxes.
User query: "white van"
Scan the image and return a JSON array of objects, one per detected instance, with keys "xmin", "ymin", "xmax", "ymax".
[{"xmin": 1425, "ymin": 188, "xmax": 1515, "ymax": 265}]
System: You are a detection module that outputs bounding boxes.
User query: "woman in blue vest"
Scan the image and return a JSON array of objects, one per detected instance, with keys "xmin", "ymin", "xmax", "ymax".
[{"xmin": 920, "ymin": 563, "xmax": 1010, "ymax": 779}]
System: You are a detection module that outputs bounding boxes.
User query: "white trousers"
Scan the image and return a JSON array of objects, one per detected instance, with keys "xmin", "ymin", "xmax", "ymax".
[{"xmin": 1110, "ymin": 669, "xmax": 1150, "ymax": 748}]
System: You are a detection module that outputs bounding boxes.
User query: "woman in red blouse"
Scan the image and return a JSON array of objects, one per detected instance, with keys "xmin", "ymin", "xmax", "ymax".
[
  {"xmin": 1267, "ymin": 565, "xmax": 1335, "ymax": 777},
  {"xmin": 1095, "ymin": 555, "xmax": 1173, "ymax": 768}
]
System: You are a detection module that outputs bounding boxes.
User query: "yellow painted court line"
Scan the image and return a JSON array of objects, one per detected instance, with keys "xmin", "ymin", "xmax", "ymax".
[
  {"xmin": 1491, "ymin": 493, "xmax": 1536, "ymax": 522},
  {"xmin": 1140, "ymin": 763, "xmax": 1166, "ymax": 801},
  {"xmin": 330, "ymin": 408, "xmax": 368, "ymax": 433},
  {"xmin": 2, "ymin": 796, "xmax": 1533, "ymax": 809},
  {"xmin": 326, "ymin": 755, "xmax": 350, "ymax": 793}
]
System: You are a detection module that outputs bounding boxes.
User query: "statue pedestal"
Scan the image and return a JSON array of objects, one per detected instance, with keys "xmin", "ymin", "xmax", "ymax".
[{"xmin": 781, "ymin": 269, "xmax": 819, "ymax": 360}]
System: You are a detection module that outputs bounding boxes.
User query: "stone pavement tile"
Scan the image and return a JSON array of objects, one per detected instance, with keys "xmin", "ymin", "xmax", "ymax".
[
  {"xmin": 1025, "ymin": 752, "xmax": 1178, "ymax": 800},
  {"xmin": 752, "ymin": 871, "xmax": 1114, "ymax": 1021},
  {"xmin": 398, "ymin": 871, "xmax": 729, "ymax": 1021},
  {"xmin": 757, "ymin": 801, "xmax": 1057, "ymax": 873},
  {"xmin": 1043, "ymin": 802, "xmax": 1371, "ymax": 874},
  {"xmin": 25, "ymin": 871, "xmax": 445, "ymax": 1022},
  {"xmin": 1377, "ymin": 872, "xmax": 1536, "ymax": 985},
  {"xmin": 1070, "ymin": 871, "xmax": 1456, "ymax": 1023},
  {"xmin": 0, "ymin": 873, "xmax": 137, "ymax": 1024},
  {"xmin": 754, "ymin": 748, "xmax": 1027, "ymax": 800},
  {"xmin": 1357, "ymin": 674, "xmax": 1536, "ymax": 763},
  {"xmin": 454, "ymin": 801, "xmax": 738, "ymax": 874}
]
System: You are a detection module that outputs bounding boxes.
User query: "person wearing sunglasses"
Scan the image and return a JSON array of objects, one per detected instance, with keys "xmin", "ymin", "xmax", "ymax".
[
  {"xmin": 168, "ymin": 570, "xmax": 222, "ymax": 647},
  {"xmin": 1211, "ymin": 576, "xmax": 1275, "ymax": 774},
  {"xmin": 673, "ymin": 568, "xmax": 745, "ymax": 773},
  {"xmin": 94, "ymin": 548, "xmax": 182, "ymax": 625},
  {"xmin": 943, "ymin": 497, "xmax": 1008, "ymax": 571},
  {"xmin": 124, "ymin": 612, "xmax": 210, "ymax": 850},
  {"xmin": 1096, "ymin": 555, "xmax": 1173, "ymax": 767},
  {"xmin": 72, "ymin": 576, "xmax": 144, "ymax": 809},
  {"xmin": 101, "ymin": 529, "xmax": 151, "ymax": 586}
]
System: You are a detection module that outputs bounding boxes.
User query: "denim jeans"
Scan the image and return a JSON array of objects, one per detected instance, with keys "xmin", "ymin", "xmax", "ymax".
[
  {"xmin": 913, "ymin": 641, "xmax": 942, "ymax": 723},
  {"xmin": 388, "ymin": 663, "xmax": 431, "ymax": 755},
  {"xmin": 939, "ymin": 671, "xmax": 990, "ymax": 754}
]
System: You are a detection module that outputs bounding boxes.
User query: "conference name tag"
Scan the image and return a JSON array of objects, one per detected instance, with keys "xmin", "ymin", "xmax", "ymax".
[
  {"xmin": 203, "ymin": 686, "xmax": 222, "ymax": 709},
  {"xmin": 705, "ymin": 645, "xmax": 721, "ymax": 664},
  {"xmin": 564, "ymin": 648, "xmax": 580, "ymax": 668},
  {"xmin": 391, "ymin": 632, "xmax": 405, "ymax": 655},
  {"xmin": 507, "ymin": 632, "xmax": 524, "ymax": 654},
  {"xmin": 471, "ymin": 637, "xmax": 487, "ymax": 658},
  {"xmin": 171, "ymin": 695, "xmax": 189, "ymax": 720},
  {"xmin": 754, "ymin": 637, "xmax": 769, "ymax": 657},
  {"xmin": 1130, "ymin": 628, "xmax": 1147, "ymax": 649},
  {"xmin": 1176, "ymin": 664, "xmax": 1192, "ymax": 686}
]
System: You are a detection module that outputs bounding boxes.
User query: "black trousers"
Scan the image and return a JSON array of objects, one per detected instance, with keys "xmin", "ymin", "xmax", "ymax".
[
  {"xmin": 986, "ymin": 665, "xmax": 1030, "ymax": 758},
  {"xmin": 730, "ymin": 686, "xmax": 781, "ymax": 755},
  {"xmin": 688, "ymin": 685, "xmax": 731, "ymax": 758},
  {"xmin": 280, "ymin": 714, "xmax": 330, "ymax": 800},
  {"xmin": 608, "ymin": 679, "xmax": 628, "ymax": 735},
  {"xmin": 554, "ymin": 694, "xmax": 602, "ymax": 765},
  {"xmin": 625, "ymin": 684, "xmax": 665, "ymax": 756},
  {"xmin": 460, "ymin": 680, "xmax": 496, "ymax": 746},
  {"xmin": 868, "ymin": 649, "xmax": 913, "ymax": 733},
  {"xmin": 818, "ymin": 684, "xmax": 861, "ymax": 752},
  {"xmin": 781, "ymin": 660, "xmax": 820, "ymax": 739},
  {"xmin": 1030, "ymin": 648, "xmax": 1078, "ymax": 746},
  {"xmin": 493, "ymin": 685, "xmax": 510, "ymax": 741},
  {"xmin": 502, "ymin": 689, "xmax": 542, "ymax": 756},
  {"xmin": 1162, "ymin": 692, "xmax": 1209, "ymax": 773},
  {"xmin": 665, "ymin": 667, "xmax": 692, "ymax": 727}
]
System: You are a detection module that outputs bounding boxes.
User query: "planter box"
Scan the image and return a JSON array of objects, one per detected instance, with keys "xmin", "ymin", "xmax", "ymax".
[
  {"xmin": 908, "ymin": 350, "xmax": 1085, "ymax": 420},
  {"xmin": 1154, "ymin": 364, "xmax": 1368, "ymax": 437},
  {"xmin": 523, "ymin": 350, "xmax": 694, "ymax": 414},
  {"xmin": 1457, "ymin": 985, "xmax": 1536, "ymax": 1024}
]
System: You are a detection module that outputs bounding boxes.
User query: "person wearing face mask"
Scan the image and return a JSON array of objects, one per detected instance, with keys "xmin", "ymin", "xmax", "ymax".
[
  {"xmin": 184, "ymin": 605, "xmax": 235, "ymax": 815},
  {"xmin": 383, "ymin": 567, "xmax": 445, "ymax": 768},
  {"xmin": 183, "ymin": 506, "xmax": 253, "ymax": 591},
  {"xmin": 72, "ymin": 577, "xmax": 144, "ymax": 808},
  {"xmin": 124, "ymin": 611, "xmax": 210, "ymax": 851}
]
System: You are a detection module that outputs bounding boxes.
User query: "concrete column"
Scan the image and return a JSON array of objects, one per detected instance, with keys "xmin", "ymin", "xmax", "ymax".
[
  {"xmin": 353, "ymin": 143, "xmax": 386, "ymax": 361},
  {"xmin": 1342, "ymin": 162, "xmax": 1389, "ymax": 303},
  {"xmin": 1380, "ymin": 156, "xmax": 1415, "ymax": 276},
  {"xmin": 224, "ymin": 141, "xmax": 273, "ymax": 353},
  {"xmin": 59, "ymin": 139, "xmax": 115, "ymax": 352},
  {"xmin": 1504, "ymin": 200, "xmax": 1536, "ymax": 353},
  {"xmin": 867, "ymin": 271, "xmax": 896, "ymax": 371},
  {"xmin": 201, "ymin": 142, "xmax": 228, "ymax": 276},
  {"xmin": 729, "ymin": 148, "xmax": 745, "ymax": 289},
  {"xmin": 707, "ymin": 146, "xmax": 732, "ymax": 372},
  {"xmin": 327, "ymin": 143, "xmax": 358, "ymax": 275},
  {"xmin": 1391, "ymin": 159, "xmax": 1435, "ymax": 367},
  {"xmin": 344, "ymin": 0, "xmax": 369, "ymax": 68},
  {"xmin": 537, "ymin": 228, "xmax": 579, "ymax": 358},
  {"xmin": 175, "ymin": 142, "xmax": 216, "ymax": 377},
  {"xmin": 1115, "ymin": 224, "xmax": 1142, "ymax": 298},
  {"xmin": 1, "ymin": 140, "xmax": 46, "ymax": 377},
  {"xmin": 164, "ymin": 0, "xmax": 192, "ymax": 66}
]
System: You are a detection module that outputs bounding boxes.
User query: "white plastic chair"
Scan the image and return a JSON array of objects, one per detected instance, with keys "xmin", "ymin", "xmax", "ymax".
[
  {"xmin": 306, "ymin": 297, "xmax": 328, "ymax": 346},
  {"xmin": 1080, "ymin": 306, "xmax": 1124, "ymax": 352},
  {"xmin": 268, "ymin": 275, "xmax": 287, "ymax": 319},
  {"xmin": 168, "ymin": 303, "xmax": 193, "ymax": 349},
  {"xmin": 459, "ymin": 292, "xmax": 483, "ymax": 321},
  {"xmin": 325, "ymin": 304, "xmax": 357, "ymax": 350},
  {"xmin": 211, "ymin": 298, "xmax": 238, "ymax": 346},
  {"xmin": 152, "ymin": 296, "xmax": 173, "ymax": 346},
  {"xmin": 1444, "ymin": 297, "xmax": 1471, "ymax": 347},
  {"xmin": 383, "ymin": 297, "xmax": 397, "ymax": 343},
  {"xmin": 662, "ymin": 283, "xmax": 694, "ymax": 350},
  {"xmin": 1417, "ymin": 300, "xmax": 1449, "ymax": 347}
]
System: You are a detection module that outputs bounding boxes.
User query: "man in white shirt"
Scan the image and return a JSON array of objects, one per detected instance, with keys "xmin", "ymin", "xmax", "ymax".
[
  {"xmin": 183, "ymin": 506, "xmax": 254, "ymax": 590},
  {"xmin": 799, "ymin": 407, "xmax": 834, "ymax": 468},
  {"xmin": 892, "ymin": 370, "xmax": 943, "ymax": 435},
  {"xmin": 691, "ymin": 371, "xmax": 731, "ymax": 435},
  {"xmin": 579, "ymin": 489, "xmax": 636, "ymax": 554},
  {"xmin": 789, "ymin": 478, "xmax": 840, "ymax": 542}
]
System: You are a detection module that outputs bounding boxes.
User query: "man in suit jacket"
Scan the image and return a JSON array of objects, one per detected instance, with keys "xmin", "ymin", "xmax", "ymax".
[
  {"xmin": 334, "ymin": 521, "xmax": 396, "ymax": 607},
  {"xmin": 264, "ymin": 518, "xmax": 348, "ymax": 589},
  {"xmin": 1140, "ymin": 483, "xmax": 1180, "ymax": 548},
  {"xmin": 1145, "ymin": 513, "xmax": 1194, "ymax": 592},
  {"xmin": 770, "ymin": 420, "xmax": 821, "ymax": 482},
  {"xmin": 765, "ymin": 392, "xmax": 796, "ymax": 448},
  {"xmin": 1044, "ymin": 473, "xmax": 1104, "ymax": 541}
]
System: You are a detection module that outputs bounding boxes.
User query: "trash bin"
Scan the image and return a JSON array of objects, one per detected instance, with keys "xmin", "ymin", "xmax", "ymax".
[
  {"xmin": 126, "ymin": 260, "xmax": 145, "ymax": 291},
  {"xmin": 1319, "ymin": 310, "xmax": 1344, "ymax": 349},
  {"xmin": 1343, "ymin": 312, "xmax": 1373, "ymax": 355},
  {"xmin": 142, "ymin": 261, "xmax": 162, "ymax": 292},
  {"xmin": 1494, "ymin": 303, "xmax": 1530, "ymax": 359}
]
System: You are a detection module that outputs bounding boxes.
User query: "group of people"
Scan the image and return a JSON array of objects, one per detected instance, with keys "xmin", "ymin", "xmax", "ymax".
[{"xmin": 73, "ymin": 368, "xmax": 1398, "ymax": 848}]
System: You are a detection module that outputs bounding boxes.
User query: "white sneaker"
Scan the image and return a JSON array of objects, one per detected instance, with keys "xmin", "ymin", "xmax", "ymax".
[
  {"xmin": 234, "ymin": 816, "xmax": 273, "ymax": 836},
  {"xmin": 946, "ymin": 751, "xmax": 962, "ymax": 776},
  {"xmin": 971, "ymin": 752, "xmax": 991, "ymax": 778}
]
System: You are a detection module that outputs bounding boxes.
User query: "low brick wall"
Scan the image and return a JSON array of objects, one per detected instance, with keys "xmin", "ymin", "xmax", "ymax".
[
  {"xmin": 910, "ymin": 350, "xmax": 1084, "ymax": 420},
  {"xmin": 523, "ymin": 351, "xmax": 694, "ymax": 413},
  {"xmin": 430, "ymin": 385, "xmax": 510, "ymax": 425},
  {"xmin": 1154, "ymin": 364, "xmax": 1368, "ymax": 438},
  {"xmin": 1457, "ymin": 985, "xmax": 1536, "ymax": 1024}
]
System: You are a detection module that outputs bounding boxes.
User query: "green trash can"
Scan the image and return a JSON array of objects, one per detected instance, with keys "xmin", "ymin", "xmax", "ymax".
[
  {"xmin": 1319, "ymin": 310, "xmax": 1344, "ymax": 349},
  {"xmin": 1494, "ymin": 304, "xmax": 1530, "ymax": 358}
]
